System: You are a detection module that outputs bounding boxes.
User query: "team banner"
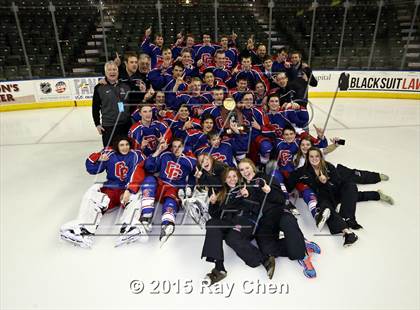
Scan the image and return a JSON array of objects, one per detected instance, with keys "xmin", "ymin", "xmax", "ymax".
[{"xmin": 0, "ymin": 71, "xmax": 419, "ymax": 111}]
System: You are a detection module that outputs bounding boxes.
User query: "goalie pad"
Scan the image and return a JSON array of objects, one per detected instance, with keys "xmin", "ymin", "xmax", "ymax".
[
  {"xmin": 60, "ymin": 184, "xmax": 110, "ymax": 236},
  {"xmin": 181, "ymin": 187, "xmax": 211, "ymax": 229}
]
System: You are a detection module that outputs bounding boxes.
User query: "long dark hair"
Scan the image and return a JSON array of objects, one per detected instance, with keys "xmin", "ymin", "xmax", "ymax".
[
  {"xmin": 216, "ymin": 167, "xmax": 242, "ymax": 204},
  {"xmin": 294, "ymin": 136, "xmax": 312, "ymax": 167}
]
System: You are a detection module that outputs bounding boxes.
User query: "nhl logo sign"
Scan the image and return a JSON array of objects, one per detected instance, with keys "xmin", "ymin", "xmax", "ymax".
[{"xmin": 40, "ymin": 82, "xmax": 52, "ymax": 94}]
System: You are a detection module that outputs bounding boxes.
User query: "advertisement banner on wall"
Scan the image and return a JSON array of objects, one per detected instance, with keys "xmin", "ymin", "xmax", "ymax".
[
  {"xmin": 0, "ymin": 71, "xmax": 419, "ymax": 112},
  {"xmin": 0, "ymin": 80, "xmax": 36, "ymax": 106},
  {"xmin": 70, "ymin": 77, "xmax": 100, "ymax": 101},
  {"xmin": 34, "ymin": 79, "xmax": 73, "ymax": 102},
  {"xmin": 311, "ymin": 71, "xmax": 420, "ymax": 95}
]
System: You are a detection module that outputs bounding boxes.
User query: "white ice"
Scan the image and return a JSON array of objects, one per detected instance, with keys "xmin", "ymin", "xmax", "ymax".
[{"xmin": 1, "ymin": 98, "xmax": 419, "ymax": 310}]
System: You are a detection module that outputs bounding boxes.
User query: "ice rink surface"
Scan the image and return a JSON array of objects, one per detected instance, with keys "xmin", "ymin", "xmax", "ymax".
[{"xmin": 1, "ymin": 98, "xmax": 419, "ymax": 310}]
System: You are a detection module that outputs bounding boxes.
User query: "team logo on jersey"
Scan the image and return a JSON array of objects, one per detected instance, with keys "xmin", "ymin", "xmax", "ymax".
[
  {"xmin": 216, "ymin": 116, "xmax": 224, "ymax": 129},
  {"xmin": 272, "ymin": 124, "xmax": 283, "ymax": 137},
  {"xmin": 278, "ymin": 150, "xmax": 292, "ymax": 167},
  {"xmin": 143, "ymin": 135, "xmax": 158, "ymax": 150},
  {"xmin": 165, "ymin": 161, "xmax": 183, "ymax": 180},
  {"xmin": 202, "ymin": 53, "xmax": 212, "ymax": 66},
  {"xmin": 225, "ymin": 57, "xmax": 233, "ymax": 68},
  {"xmin": 211, "ymin": 152, "xmax": 227, "ymax": 163},
  {"xmin": 115, "ymin": 161, "xmax": 129, "ymax": 181}
]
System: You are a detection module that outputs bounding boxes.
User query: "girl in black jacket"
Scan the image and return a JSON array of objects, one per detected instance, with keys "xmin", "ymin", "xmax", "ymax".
[
  {"xmin": 238, "ymin": 158, "xmax": 320, "ymax": 279},
  {"xmin": 288, "ymin": 147, "xmax": 360, "ymax": 247},
  {"xmin": 201, "ymin": 167, "xmax": 275, "ymax": 285}
]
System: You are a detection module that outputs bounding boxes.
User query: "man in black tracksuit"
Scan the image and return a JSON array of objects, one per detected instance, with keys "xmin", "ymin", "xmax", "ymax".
[{"xmin": 92, "ymin": 61, "xmax": 132, "ymax": 147}]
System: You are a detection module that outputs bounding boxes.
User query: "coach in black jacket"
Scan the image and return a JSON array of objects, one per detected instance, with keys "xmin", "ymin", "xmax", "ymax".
[{"xmin": 92, "ymin": 61, "xmax": 132, "ymax": 147}]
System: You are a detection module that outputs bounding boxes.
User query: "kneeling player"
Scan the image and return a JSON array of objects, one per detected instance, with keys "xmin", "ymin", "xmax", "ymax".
[
  {"xmin": 60, "ymin": 136, "xmax": 147, "ymax": 248},
  {"xmin": 124, "ymin": 138, "xmax": 197, "ymax": 245}
]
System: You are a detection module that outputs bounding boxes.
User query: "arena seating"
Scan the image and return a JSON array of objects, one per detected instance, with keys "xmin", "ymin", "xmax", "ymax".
[{"xmin": 0, "ymin": 0, "xmax": 414, "ymax": 80}]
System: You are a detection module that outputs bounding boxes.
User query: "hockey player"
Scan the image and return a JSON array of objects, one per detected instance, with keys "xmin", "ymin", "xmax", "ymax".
[
  {"xmin": 184, "ymin": 114, "xmax": 215, "ymax": 154},
  {"xmin": 171, "ymin": 33, "xmax": 196, "ymax": 60},
  {"xmin": 274, "ymin": 124, "xmax": 327, "ymax": 177},
  {"xmin": 229, "ymin": 77, "xmax": 249, "ymax": 103},
  {"xmin": 167, "ymin": 48, "xmax": 199, "ymax": 81},
  {"xmin": 201, "ymin": 70, "xmax": 228, "ymax": 93},
  {"xmin": 254, "ymin": 81, "xmax": 268, "ymax": 108},
  {"xmin": 200, "ymin": 130, "xmax": 248, "ymax": 167},
  {"xmin": 238, "ymin": 92, "xmax": 273, "ymax": 166},
  {"xmin": 174, "ymin": 78, "xmax": 213, "ymax": 115},
  {"xmin": 228, "ymin": 56, "xmax": 263, "ymax": 90},
  {"xmin": 154, "ymin": 47, "xmax": 173, "ymax": 73},
  {"xmin": 141, "ymin": 138, "xmax": 197, "ymax": 244},
  {"xmin": 264, "ymin": 94, "xmax": 290, "ymax": 139},
  {"xmin": 147, "ymin": 61, "xmax": 187, "ymax": 110},
  {"xmin": 140, "ymin": 27, "xmax": 164, "ymax": 69},
  {"xmin": 194, "ymin": 33, "xmax": 221, "ymax": 67},
  {"xmin": 59, "ymin": 136, "xmax": 146, "ymax": 248},
  {"xmin": 164, "ymin": 104, "xmax": 202, "ymax": 142},
  {"xmin": 128, "ymin": 105, "xmax": 172, "ymax": 156},
  {"xmin": 199, "ymin": 49, "xmax": 231, "ymax": 83},
  {"xmin": 219, "ymin": 34, "xmax": 238, "ymax": 70}
]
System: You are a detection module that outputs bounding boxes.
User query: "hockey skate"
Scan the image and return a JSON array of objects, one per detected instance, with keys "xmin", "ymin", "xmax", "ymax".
[
  {"xmin": 315, "ymin": 208, "xmax": 330, "ymax": 231},
  {"xmin": 159, "ymin": 223, "xmax": 175, "ymax": 247},
  {"xmin": 181, "ymin": 187, "xmax": 210, "ymax": 229},
  {"xmin": 140, "ymin": 216, "xmax": 153, "ymax": 233},
  {"xmin": 60, "ymin": 226, "xmax": 94, "ymax": 249},
  {"xmin": 115, "ymin": 224, "xmax": 149, "ymax": 247}
]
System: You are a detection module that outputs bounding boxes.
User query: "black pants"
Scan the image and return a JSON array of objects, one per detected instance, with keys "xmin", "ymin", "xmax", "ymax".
[
  {"xmin": 101, "ymin": 122, "xmax": 132, "ymax": 147},
  {"xmin": 358, "ymin": 191, "xmax": 380, "ymax": 202},
  {"xmin": 255, "ymin": 208, "xmax": 306, "ymax": 260},
  {"xmin": 320, "ymin": 182, "xmax": 359, "ymax": 234},
  {"xmin": 201, "ymin": 218, "xmax": 265, "ymax": 268},
  {"xmin": 336, "ymin": 164, "xmax": 381, "ymax": 184}
]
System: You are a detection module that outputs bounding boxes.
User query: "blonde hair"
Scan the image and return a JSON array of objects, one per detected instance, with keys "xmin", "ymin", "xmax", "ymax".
[{"xmin": 238, "ymin": 158, "xmax": 257, "ymax": 172}]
